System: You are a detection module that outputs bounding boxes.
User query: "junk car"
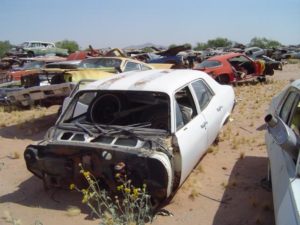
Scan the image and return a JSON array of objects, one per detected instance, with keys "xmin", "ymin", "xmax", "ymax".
[
  {"xmin": 7, "ymin": 41, "xmax": 69, "ymax": 57},
  {"xmin": 24, "ymin": 69, "xmax": 235, "ymax": 202},
  {"xmin": 265, "ymin": 79, "xmax": 300, "ymax": 225},
  {"xmin": 78, "ymin": 57, "xmax": 153, "ymax": 72},
  {"xmin": 194, "ymin": 53, "xmax": 270, "ymax": 84},
  {"xmin": 6, "ymin": 69, "xmax": 112, "ymax": 108}
]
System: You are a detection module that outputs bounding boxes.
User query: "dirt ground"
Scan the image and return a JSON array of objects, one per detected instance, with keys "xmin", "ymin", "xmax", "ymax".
[{"xmin": 0, "ymin": 63, "xmax": 299, "ymax": 225}]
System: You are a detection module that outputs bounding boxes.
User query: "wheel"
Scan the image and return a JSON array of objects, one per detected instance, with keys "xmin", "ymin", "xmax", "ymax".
[
  {"xmin": 27, "ymin": 51, "xmax": 34, "ymax": 57},
  {"xmin": 216, "ymin": 74, "xmax": 230, "ymax": 84},
  {"xmin": 257, "ymin": 76, "xmax": 266, "ymax": 83}
]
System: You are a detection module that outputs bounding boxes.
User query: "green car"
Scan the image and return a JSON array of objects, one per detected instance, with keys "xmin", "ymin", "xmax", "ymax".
[{"xmin": 15, "ymin": 41, "xmax": 69, "ymax": 57}]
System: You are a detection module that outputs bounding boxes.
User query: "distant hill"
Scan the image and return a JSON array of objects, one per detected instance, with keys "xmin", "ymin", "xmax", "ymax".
[{"xmin": 124, "ymin": 43, "xmax": 166, "ymax": 50}]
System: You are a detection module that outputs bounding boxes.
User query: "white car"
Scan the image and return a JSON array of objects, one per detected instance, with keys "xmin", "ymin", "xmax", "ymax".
[
  {"xmin": 24, "ymin": 69, "xmax": 235, "ymax": 202},
  {"xmin": 265, "ymin": 79, "xmax": 300, "ymax": 225}
]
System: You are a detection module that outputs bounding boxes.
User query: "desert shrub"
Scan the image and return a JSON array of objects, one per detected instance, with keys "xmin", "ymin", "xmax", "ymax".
[{"xmin": 70, "ymin": 164, "xmax": 152, "ymax": 225}]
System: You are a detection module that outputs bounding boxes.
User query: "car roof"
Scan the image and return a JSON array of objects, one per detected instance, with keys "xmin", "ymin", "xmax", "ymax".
[
  {"xmin": 83, "ymin": 69, "xmax": 215, "ymax": 95},
  {"xmin": 206, "ymin": 52, "xmax": 243, "ymax": 61},
  {"xmin": 24, "ymin": 41, "xmax": 54, "ymax": 44},
  {"xmin": 81, "ymin": 57, "xmax": 152, "ymax": 67},
  {"xmin": 83, "ymin": 56, "xmax": 141, "ymax": 63}
]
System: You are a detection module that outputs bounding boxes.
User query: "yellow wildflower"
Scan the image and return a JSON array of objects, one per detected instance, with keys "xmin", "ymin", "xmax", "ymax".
[
  {"xmin": 117, "ymin": 185, "xmax": 124, "ymax": 191},
  {"xmin": 124, "ymin": 188, "xmax": 131, "ymax": 194},
  {"xmin": 132, "ymin": 188, "xmax": 139, "ymax": 198},
  {"xmin": 83, "ymin": 171, "xmax": 90, "ymax": 178},
  {"xmin": 69, "ymin": 183, "xmax": 75, "ymax": 190},
  {"xmin": 82, "ymin": 195, "xmax": 88, "ymax": 203}
]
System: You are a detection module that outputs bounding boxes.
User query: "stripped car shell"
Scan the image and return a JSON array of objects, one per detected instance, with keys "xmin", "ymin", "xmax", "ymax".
[{"xmin": 24, "ymin": 69, "xmax": 235, "ymax": 202}]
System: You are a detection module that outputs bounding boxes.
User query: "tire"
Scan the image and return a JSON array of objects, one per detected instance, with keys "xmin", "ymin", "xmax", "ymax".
[
  {"xmin": 257, "ymin": 76, "xmax": 266, "ymax": 83},
  {"xmin": 27, "ymin": 51, "xmax": 34, "ymax": 57},
  {"xmin": 216, "ymin": 74, "xmax": 230, "ymax": 84}
]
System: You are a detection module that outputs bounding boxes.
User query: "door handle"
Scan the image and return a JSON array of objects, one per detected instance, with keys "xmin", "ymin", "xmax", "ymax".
[
  {"xmin": 201, "ymin": 121, "xmax": 208, "ymax": 128},
  {"xmin": 217, "ymin": 106, "xmax": 223, "ymax": 112}
]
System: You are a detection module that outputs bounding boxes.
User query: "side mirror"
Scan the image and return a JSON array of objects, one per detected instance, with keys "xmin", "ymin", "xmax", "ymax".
[{"xmin": 265, "ymin": 114, "xmax": 300, "ymax": 161}]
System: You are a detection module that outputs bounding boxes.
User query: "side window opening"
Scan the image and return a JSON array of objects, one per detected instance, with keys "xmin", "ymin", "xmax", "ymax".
[
  {"xmin": 124, "ymin": 62, "xmax": 140, "ymax": 72},
  {"xmin": 280, "ymin": 91, "xmax": 297, "ymax": 123},
  {"xmin": 290, "ymin": 98, "xmax": 300, "ymax": 136},
  {"xmin": 175, "ymin": 86, "xmax": 197, "ymax": 129},
  {"xmin": 191, "ymin": 80, "xmax": 214, "ymax": 111}
]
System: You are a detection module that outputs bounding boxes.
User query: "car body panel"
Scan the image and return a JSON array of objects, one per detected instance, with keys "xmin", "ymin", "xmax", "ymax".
[
  {"xmin": 175, "ymin": 112, "xmax": 208, "ymax": 184},
  {"xmin": 265, "ymin": 79, "xmax": 300, "ymax": 225}
]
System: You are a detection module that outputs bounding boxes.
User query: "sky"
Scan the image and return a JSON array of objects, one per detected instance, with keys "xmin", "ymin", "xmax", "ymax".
[{"xmin": 0, "ymin": 0, "xmax": 299, "ymax": 49}]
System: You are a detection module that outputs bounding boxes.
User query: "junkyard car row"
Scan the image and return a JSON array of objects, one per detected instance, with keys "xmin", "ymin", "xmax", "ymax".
[{"xmin": 0, "ymin": 41, "xmax": 300, "ymax": 224}]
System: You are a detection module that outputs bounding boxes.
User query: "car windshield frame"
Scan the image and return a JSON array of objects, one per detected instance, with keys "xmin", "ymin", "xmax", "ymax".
[
  {"xmin": 59, "ymin": 89, "xmax": 171, "ymax": 132},
  {"xmin": 78, "ymin": 58, "xmax": 122, "ymax": 69}
]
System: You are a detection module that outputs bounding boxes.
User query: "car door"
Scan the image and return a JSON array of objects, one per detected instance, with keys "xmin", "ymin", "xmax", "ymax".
[
  {"xmin": 190, "ymin": 79, "xmax": 223, "ymax": 145},
  {"xmin": 267, "ymin": 90, "xmax": 300, "ymax": 225},
  {"xmin": 174, "ymin": 85, "xmax": 208, "ymax": 185}
]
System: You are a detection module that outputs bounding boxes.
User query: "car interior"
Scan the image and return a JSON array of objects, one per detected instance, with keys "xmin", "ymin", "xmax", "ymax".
[{"xmin": 228, "ymin": 56, "xmax": 256, "ymax": 77}]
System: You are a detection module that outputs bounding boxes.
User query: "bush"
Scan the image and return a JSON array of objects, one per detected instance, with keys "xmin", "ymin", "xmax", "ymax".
[
  {"xmin": 55, "ymin": 40, "xmax": 79, "ymax": 53},
  {"xmin": 0, "ymin": 40, "xmax": 11, "ymax": 58},
  {"xmin": 70, "ymin": 164, "xmax": 153, "ymax": 225}
]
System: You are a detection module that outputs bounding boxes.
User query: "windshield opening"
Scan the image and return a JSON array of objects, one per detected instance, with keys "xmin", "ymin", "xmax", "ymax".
[
  {"xmin": 61, "ymin": 90, "xmax": 170, "ymax": 131},
  {"xmin": 78, "ymin": 58, "xmax": 122, "ymax": 69}
]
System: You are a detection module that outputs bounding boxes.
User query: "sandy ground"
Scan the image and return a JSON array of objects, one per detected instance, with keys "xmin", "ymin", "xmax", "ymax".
[{"xmin": 0, "ymin": 63, "xmax": 299, "ymax": 225}]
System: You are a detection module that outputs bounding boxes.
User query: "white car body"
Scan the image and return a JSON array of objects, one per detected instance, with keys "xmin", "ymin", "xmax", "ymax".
[
  {"xmin": 24, "ymin": 69, "xmax": 235, "ymax": 201},
  {"xmin": 265, "ymin": 79, "xmax": 300, "ymax": 225}
]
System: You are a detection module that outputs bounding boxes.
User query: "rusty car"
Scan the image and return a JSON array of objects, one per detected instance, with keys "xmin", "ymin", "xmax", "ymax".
[{"xmin": 24, "ymin": 69, "xmax": 235, "ymax": 203}]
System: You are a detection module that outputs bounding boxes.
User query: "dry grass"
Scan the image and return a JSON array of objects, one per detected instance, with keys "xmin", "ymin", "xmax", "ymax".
[
  {"xmin": 207, "ymin": 145, "xmax": 219, "ymax": 154},
  {"xmin": 66, "ymin": 206, "xmax": 81, "ymax": 217},
  {"xmin": 189, "ymin": 189, "xmax": 200, "ymax": 200},
  {"xmin": 0, "ymin": 106, "xmax": 56, "ymax": 127},
  {"xmin": 2, "ymin": 210, "xmax": 22, "ymax": 225},
  {"xmin": 239, "ymin": 152, "xmax": 245, "ymax": 159},
  {"xmin": 8, "ymin": 152, "xmax": 20, "ymax": 159}
]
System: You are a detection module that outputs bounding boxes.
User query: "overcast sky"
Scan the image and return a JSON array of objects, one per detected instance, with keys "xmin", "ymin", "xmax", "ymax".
[{"xmin": 0, "ymin": 0, "xmax": 299, "ymax": 49}]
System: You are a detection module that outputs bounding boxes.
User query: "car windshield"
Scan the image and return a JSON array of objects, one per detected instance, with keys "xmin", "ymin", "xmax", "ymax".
[
  {"xmin": 20, "ymin": 42, "xmax": 30, "ymax": 48},
  {"xmin": 78, "ymin": 58, "xmax": 122, "ymax": 69},
  {"xmin": 61, "ymin": 90, "xmax": 170, "ymax": 131},
  {"xmin": 23, "ymin": 61, "xmax": 45, "ymax": 70},
  {"xmin": 195, "ymin": 60, "xmax": 221, "ymax": 69}
]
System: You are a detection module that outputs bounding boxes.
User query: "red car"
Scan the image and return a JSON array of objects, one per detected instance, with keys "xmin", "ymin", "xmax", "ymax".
[{"xmin": 194, "ymin": 53, "xmax": 267, "ymax": 84}]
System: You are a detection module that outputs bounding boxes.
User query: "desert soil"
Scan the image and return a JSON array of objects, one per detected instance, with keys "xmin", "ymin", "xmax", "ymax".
[{"xmin": 0, "ymin": 63, "xmax": 299, "ymax": 225}]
